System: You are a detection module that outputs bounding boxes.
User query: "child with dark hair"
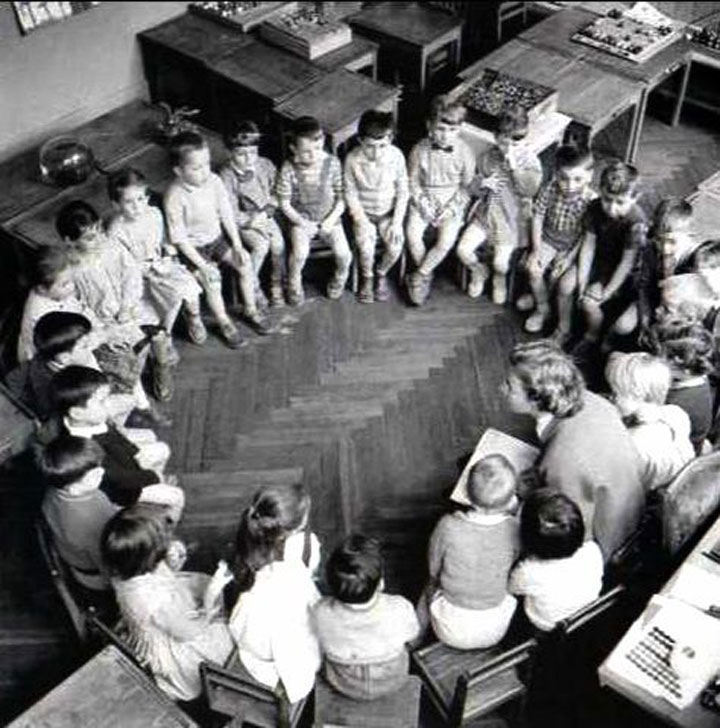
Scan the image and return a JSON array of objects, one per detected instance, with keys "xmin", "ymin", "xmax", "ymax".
[
  {"xmin": 56, "ymin": 200, "xmax": 177, "ymax": 402},
  {"xmin": 38, "ymin": 434, "xmax": 119, "ymax": 593},
  {"xmin": 220, "ymin": 120, "xmax": 286, "ymax": 307},
  {"xmin": 421, "ymin": 455, "xmax": 520, "ymax": 649},
  {"xmin": 575, "ymin": 161, "xmax": 647, "ymax": 351},
  {"xmin": 164, "ymin": 130, "xmax": 270, "ymax": 348},
  {"xmin": 312, "ymin": 534, "xmax": 420, "ymax": 701},
  {"xmin": 228, "ymin": 486, "xmax": 321, "ymax": 704},
  {"xmin": 277, "ymin": 116, "xmax": 351, "ymax": 305},
  {"xmin": 406, "ymin": 96, "xmax": 475, "ymax": 306},
  {"xmin": 102, "ymin": 506, "xmax": 233, "ymax": 701},
  {"xmin": 509, "ymin": 491, "xmax": 603, "ymax": 630},
  {"xmin": 344, "ymin": 110, "xmax": 409, "ymax": 303},
  {"xmin": 457, "ymin": 105, "xmax": 543, "ymax": 306},
  {"xmin": 106, "ymin": 167, "xmax": 204, "ymax": 343},
  {"xmin": 522, "ymin": 144, "xmax": 595, "ymax": 336}
]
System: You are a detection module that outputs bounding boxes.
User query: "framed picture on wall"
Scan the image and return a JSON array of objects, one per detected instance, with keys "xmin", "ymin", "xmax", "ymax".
[{"xmin": 12, "ymin": 1, "xmax": 101, "ymax": 36}]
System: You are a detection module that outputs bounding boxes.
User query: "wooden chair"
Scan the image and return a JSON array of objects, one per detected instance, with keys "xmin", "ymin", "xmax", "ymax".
[
  {"xmin": 200, "ymin": 650, "xmax": 307, "ymax": 728},
  {"xmin": 86, "ymin": 608, "xmax": 150, "ymax": 676},
  {"xmin": 313, "ymin": 674, "xmax": 422, "ymax": 728},
  {"xmin": 497, "ymin": 2, "xmax": 527, "ymax": 44},
  {"xmin": 411, "ymin": 637, "xmax": 537, "ymax": 727},
  {"xmin": 661, "ymin": 450, "xmax": 720, "ymax": 559}
]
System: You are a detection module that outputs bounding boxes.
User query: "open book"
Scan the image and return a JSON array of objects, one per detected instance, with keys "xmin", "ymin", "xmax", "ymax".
[{"xmin": 450, "ymin": 428, "xmax": 539, "ymax": 506}]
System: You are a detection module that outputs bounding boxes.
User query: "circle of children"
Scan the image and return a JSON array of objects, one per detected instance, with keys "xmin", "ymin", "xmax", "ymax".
[{"xmin": 13, "ymin": 90, "xmax": 720, "ymax": 711}]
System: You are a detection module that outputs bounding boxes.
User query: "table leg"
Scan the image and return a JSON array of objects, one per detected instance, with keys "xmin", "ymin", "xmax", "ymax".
[
  {"xmin": 671, "ymin": 59, "xmax": 692, "ymax": 127},
  {"xmin": 626, "ymin": 88, "xmax": 648, "ymax": 164},
  {"xmin": 454, "ymin": 35, "xmax": 462, "ymax": 70},
  {"xmin": 420, "ymin": 50, "xmax": 427, "ymax": 94}
]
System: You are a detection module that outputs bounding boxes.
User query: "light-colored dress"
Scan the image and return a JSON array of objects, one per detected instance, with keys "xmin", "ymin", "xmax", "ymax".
[
  {"xmin": 229, "ymin": 560, "xmax": 321, "ymax": 704},
  {"xmin": 113, "ymin": 562, "xmax": 233, "ymax": 701},
  {"xmin": 107, "ymin": 208, "xmax": 201, "ymax": 331}
]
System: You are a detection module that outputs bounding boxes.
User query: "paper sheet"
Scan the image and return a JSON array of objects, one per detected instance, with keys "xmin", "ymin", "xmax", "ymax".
[{"xmin": 667, "ymin": 563, "xmax": 720, "ymax": 612}]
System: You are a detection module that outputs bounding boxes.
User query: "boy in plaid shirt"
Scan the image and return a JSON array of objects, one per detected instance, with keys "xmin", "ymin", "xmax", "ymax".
[{"xmin": 523, "ymin": 144, "xmax": 595, "ymax": 335}]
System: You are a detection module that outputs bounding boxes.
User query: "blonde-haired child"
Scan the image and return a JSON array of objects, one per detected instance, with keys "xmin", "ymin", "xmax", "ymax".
[{"xmin": 605, "ymin": 352, "xmax": 694, "ymax": 492}]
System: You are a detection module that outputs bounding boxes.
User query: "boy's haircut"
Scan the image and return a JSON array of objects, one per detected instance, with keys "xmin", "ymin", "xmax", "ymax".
[
  {"xmin": 326, "ymin": 533, "xmax": 382, "ymax": 604},
  {"xmin": 554, "ymin": 143, "xmax": 593, "ymax": 172},
  {"xmin": 168, "ymin": 130, "xmax": 208, "ymax": 168},
  {"xmin": 599, "ymin": 160, "xmax": 639, "ymax": 196},
  {"xmin": 55, "ymin": 200, "xmax": 100, "ymax": 242},
  {"xmin": 101, "ymin": 506, "xmax": 171, "ymax": 580},
  {"xmin": 224, "ymin": 119, "xmax": 261, "ymax": 149},
  {"xmin": 467, "ymin": 454, "xmax": 517, "ymax": 511},
  {"xmin": 34, "ymin": 244, "xmax": 75, "ymax": 288},
  {"xmin": 651, "ymin": 198, "xmax": 692, "ymax": 238},
  {"xmin": 521, "ymin": 491, "xmax": 585, "ymax": 560},
  {"xmin": 509, "ymin": 340, "xmax": 585, "ymax": 418},
  {"xmin": 605, "ymin": 352, "xmax": 671, "ymax": 405},
  {"xmin": 651, "ymin": 313, "xmax": 715, "ymax": 376},
  {"xmin": 51, "ymin": 365, "xmax": 108, "ymax": 413},
  {"xmin": 428, "ymin": 94, "xmax": 466, "ymax": 125},
  {"xmin": 693, "ymin": 239, "xmax": 720, "ymax": 270},
  {"xmin": 36, "ymin": 433, "xmax": 103, "ymax": 489},
  {"xmin": 497, "ymin": 105, "xmax": 529, "ymax": 138},
  {"xmin": 33, "ymin": 311, "xmax": 92, "ymax": 363},
  {"xmin": 290, "ymin": 116, "xmax": 323, "ymax": 145},
  {"xmin": 107, "ymin": 167, "xmax": 147, "ymax": 203},
  {"xmin": 357, "ymin": 110, "xmax": 394, "ymax": 140}
]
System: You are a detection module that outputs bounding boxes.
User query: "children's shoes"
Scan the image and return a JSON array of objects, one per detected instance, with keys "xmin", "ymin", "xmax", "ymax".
[
  {"xmin": 524, "ymin": 311, "xmax": 546, "ymax": 334},
  {"xmin": 375, "ymin": 274, "xmax": 390, "ymax": 302},
  {"xmin": 270, "ymin": 284, "xmax": 285, "ymax": 308},
  {"xmin": 219, "ymin": 320, "xmax": 246, "ymax": 349},
  {"xmin": 358, "ymin": 277, "xmax": 374, "ymax": 304},
  {"xmin": 516, "ymin": 293, "xmax": 535, "ymax": 312},
  {"xmin": 491, "ymin": 277, "xmax": 507, "ymax": 305},
  {"xmin": 244, "ymin": 310, "xmax": 273, "ymax": 336},
  {"xmin": 327, "ymin": 277, "xmax": 346, "ymax": 300},
  {"xmin": 186, "ymin": 313, "xmax": 208, "ymax": 345},
  {"xmin": 468, "ymin": 269, "xmax": 487, "ymax": 299},
  {"xmin": 153, "ymin": 363, "xmax": 175, "ymax": 402},
  {"xmin": 408, "ymin": 271, "xmax": 432, "ymax": 306},
  {"xmin": 287, "ymin": 284, "xmax": 305, "ymax": 307}
]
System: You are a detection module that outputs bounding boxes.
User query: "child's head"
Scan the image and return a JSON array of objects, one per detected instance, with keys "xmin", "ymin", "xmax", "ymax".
[
  {"xmin": 651, "ymin": 313, "xmax": 715, "ymax": 376},
  {"xmin": 326, "ymin": 533, "xmax": 383, "ymax": 605},
  {"xmin": 466, "ymin": 454, "xmax": 518, "ymax": 514},
  {"xmin": 225, "ymin": 120, "xmax": 261, "ymax": 173},
  {"xmin": 51, "ymin": 365, "xmax": 111, "ymax": 425},
  {"xmin": 605, "ymin": 352, "xmax": 672, "ymax": 417},
  {"xmin": 107, "ymin": 168, "xmax": 151, "ymax": 222},
  {"xmin": 102, "ymin": 505, "xmax": 172, "ymax": 581},
  {"xmin": 554, "ymin": 144, "xmax": 593, "ymax": 195},
  {"xmin": 36, "ymin": 433, "xmax": 104, "ymax": 490},
  {"xmin": 598, "ymin": 161, "xmax": 639, "ymax": 219},
  {"xmin": 521, "ymin": 491, "xmax": 585, "ymax": 560},
  {"xmin": 496, "ymin": 105, "xmax": 529, "ymax": 151},
  {"xmin": 651, "ymin": 198, "xmax": 692, "ymax": 239},
  {"xmin": 33, "ymin": 311, "xmax": 93, "ymax": 367},
  {"xmin": 169, "ymin": 130, "xmax": 211, "ymax": 188},
  {"xmin": 692, "ymin": 240, "xmax": 720, "ymax": 295},
  {"xmin": 288, "ymin": 116, "xmax": 325, "ymax": 168},
  {"xmin": 357, "ymin": 110, "xmax": 394, "ymax": 162},
  {"xmin": 55, "ymin": 200, "xmax": 104, "ymax": 254},
  {"xmin": 427, "ymin": 95, "xmax": 465, "ymax": 149},
  {"xmin": 33, "ymin": 245, "xmax": 76, "ymax": 300}
]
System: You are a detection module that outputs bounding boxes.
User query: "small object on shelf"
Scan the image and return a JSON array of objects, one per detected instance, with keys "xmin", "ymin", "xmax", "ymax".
[
  {"xmin": 39, "ymin": 136, "xmax": 95, "ymax": 187},
  {"xmin": 153, "ymin": 102, "xmax": 201, "ymax": 144},
  {"xmin": 456, "ymin": 69, "xmax": 557, "ymax": 131},
  {"xmin": 188, "ymin": 1, "xmax": 298, "ymax": 32},
  {"xmin": 260, "ymin": 4, "xmax": 352, "ymax": 60},
  {"xmin": 691, "ymin": 21, "xmax": 720, "ymax": 52}
]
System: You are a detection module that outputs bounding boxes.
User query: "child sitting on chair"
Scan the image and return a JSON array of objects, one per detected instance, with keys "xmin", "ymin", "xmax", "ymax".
[
  {"xmin": 102, "ymin": 505, "xmax": 233, "ymax": 701},
  {"xmin": 457, "ymin": 105, "xmax": 543, "ymax": 306},
  {"xmin": 575, "ymin": 161, "xmax": 647, "ymax": 354},
  {"xmin": 227, "ymin": 486, "xmax": 321, "ymax": 705},
  {"xmin": 344, "ymin": 110, "xmax": 409, "ymax": 303},
  {"xmin": 420, "ymin": 455, "xmax": 520, "ymax": 649},
  {"xmin": 406, "ymin": 95, "xmax": 475, "ymax": 306},
  {"xmin": 106, "ymin": 168, "xmax": 205, "ymax": 344},
  {"xmin": 220, "ymin": 120, "xmax": 286, "ymax": 308},
  {"xmin": 509, "ymin": 491, "xmax": 603, "ymax": 631},
  {"xmin": 522, "ymin": 144, "xmax": 595, "ymax": 336},
  {"xmin": 164, "ymin": 130, "xmax": 270, "ymax": 347},
  {"xmin": 605, "ymin": 352, "xmax": 694, "ymax": 492},
  {"xmin": 276, "ymin": 116, "xmax": 351, "ymax": 305},
  {"xmin": 312, "ymin": 534, "xmax": 420, "ymax": 701}
]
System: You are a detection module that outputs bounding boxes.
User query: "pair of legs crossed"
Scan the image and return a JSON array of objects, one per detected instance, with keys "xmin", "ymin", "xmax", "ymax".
[
  {"xmin": 353, "ymin": 213, "xmax": 404, "ymax": 301},
  {"xmin": 240, "ymin": 219, "xmax": 286, "ymax": 305}
]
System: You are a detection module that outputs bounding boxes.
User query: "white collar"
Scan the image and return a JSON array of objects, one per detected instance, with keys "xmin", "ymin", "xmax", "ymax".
[
  {"xmin": 340, "ymin": 590, "xmax": 381, "ymax": 611},
  {"xmin": 459, "ymin": 510, "xmax": 511, "ymax": 525},
  {"xmin": 64, "ymin": 416, "xmax": 108, "ymax": 438},
  {"xmin": 536, "ymin": 412, "xmax": 554, "ymax": 441}
]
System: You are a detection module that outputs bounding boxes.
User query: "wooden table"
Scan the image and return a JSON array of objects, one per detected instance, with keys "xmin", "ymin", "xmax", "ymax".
[
  {"xmin": 599, "ymin": 514, "xmax": 720, "ymax": 727},
  {"xmin": 274, "ymin": 68, "xmax": 400, "ymax": 152},
  {"xmin": 455, "ymin": 38, "xmax": 644, "ymax": 161},
  {"xmin": 348, "ymin": 1, "xmax": 463, "ymax": 93},
  {"xmin": 8, "ymin": 645, "xmax": 198, "ymax": 727},
  {"xmin": 672, "ymin": 43, "xmax": 720, "ymax": 126},
  {"xmin": 313, "ymin": 34, "xmax": 379, "ymax": 79}
]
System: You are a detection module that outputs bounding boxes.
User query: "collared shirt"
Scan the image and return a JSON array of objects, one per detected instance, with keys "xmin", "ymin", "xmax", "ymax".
[
  {"xmin": 107, "ymin": 207, "xmax": 165, "ymax": 267},
  {"xmin": 219, "ymin": 158, "xmax": 279, "ymax": 226},
  {"xmin": 534, "ymin": 180, "xmax": 595, "ymax": 250},
  {"xmin": 344, "ymin": 145, "xmax": 409, "ymax": 219},
  {"xmin": 276, "ymin": 152, "xmax": 343, "ymax": 222}
]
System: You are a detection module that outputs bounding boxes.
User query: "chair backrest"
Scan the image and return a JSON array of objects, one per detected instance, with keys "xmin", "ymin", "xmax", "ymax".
[
  {"xmin": 35, "ymin": 516, "xmax": 89, "ymax": 641},
  {"xmin": 662, "ymin": 451, "xmax": 720, "ymax": 558},
  {"xmin": 86, "ymin": 609, "xmax": 152, "ymax": 678},
  {"xmin": 200, "ymin": 656, "xmax": 306, "ymax": 728},
  {"xmin": 313, "ymin": 674, "xmax": 422, "ymax": 728},
  {"xmin": 555, "ymin": 584, "xmax": 627, "ymax": 639}
]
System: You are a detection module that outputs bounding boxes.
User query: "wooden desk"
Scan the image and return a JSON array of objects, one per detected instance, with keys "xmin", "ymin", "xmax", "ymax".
[
  {"xmin": 348, "ymin": 1, "xmax": 463, "ymax": 93},
  {"xmin": 599, "ymin": 515, "xmax": 720, "ymax": 728},
  {"xmin": 274, "ymin": 68, "xmax": 400, "ymax": 152},
  {"xmin": 672, "ymin": 43, "xmax": 720, "ymax": 126},
  {"xmin": 313, "ymin": 35, "xmax": 379, "ymax": 79},
  {"xmin": 8, "ymin": 645, "xmax": 198, "ymax": 727},
  {"xmin": 456, "ymin": 39, "xmax": 643, "ymax": 160}
]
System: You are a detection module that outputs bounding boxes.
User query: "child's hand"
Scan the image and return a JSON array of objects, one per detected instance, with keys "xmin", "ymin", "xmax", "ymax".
[
  {"xmin": 300, "ymin": 218, "xmax": 320, "ymax": 236},
  {"xmin": 526, "ymin": 251, "xmax": 543, "ymax": 274},
  {"xmin": 204, "ymin": 560, "xmax": 233, "ymax": 616},
  {"xmin": 389, "ymin": 221, "xmax": 404, "ymax": 246},
  {"xmin": 319, "ymin": 218, "xmax": 336, "ymax": 237},
  {"xmin": 117, "ymin": 308, "xmax": 133, "ymax": 324},
  {"xmin": 582, "ymin": 283, "xmax": 605, "ymax": 304},
  {"xmin": 165, "ymin": 540, "xmax": 188, "ymax": 571},
  {"xmin": 250, "ymin": 210, "xmax": 268, "ymax": 229},
  {"xmin": 481, "ymin": 175, "xmax": 501, "ymax": 193}
]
